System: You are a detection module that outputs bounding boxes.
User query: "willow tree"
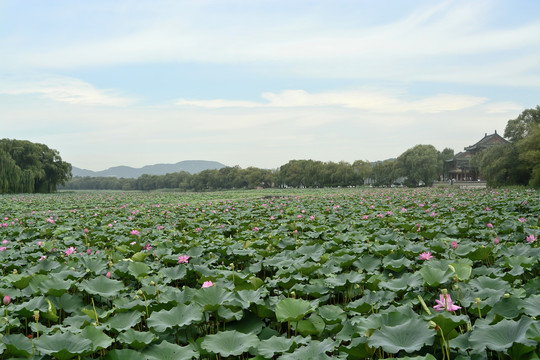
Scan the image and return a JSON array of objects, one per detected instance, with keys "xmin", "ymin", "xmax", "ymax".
[{"xmin": 0, "ymin": 139, "xmax": 72, "ymax": 193}]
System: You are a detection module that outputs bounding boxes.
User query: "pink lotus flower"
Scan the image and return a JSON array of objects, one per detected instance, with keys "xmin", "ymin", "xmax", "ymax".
[
  {"xmin": 39, "ymin": 255, "xmax": 47, "ymax": 261},
  {"xmin": 106, "ymin": 271, "xmax": 111, "ymax": 278},
  {"xmin": 419, "ymin": 251, "xmax": 434, "ymax": 260},
  {"xmin": 178, "ymin": 255, "xmax": 190, "ymax": 264},
  {"xmin": 433, "ymin": 293, "xmax": 461, "ymax": 312},
  {"xmin": 65, "ymin": 247, "xmax": 76, "ymax": 256},
  {"xmin": 84, "ymin": 228, "xmax": 89, "ymax": 233},
  {"xmin": 518, "ymin": 217, "xmax": 526, "ymax": 223},
  {"xmin": 451, "ymin": 241, "xmax": 458, "ymax": 249},
  {"xmin": 253, "ymin": 227, "xmax": 259, "ymax": 231},
  {"xmin": 37, "ymin": 241, "xmax": 42, "ymax": 246},
  {"xmin": 3, "ymin": 295, "xmax": 10, "ymax": 306},
  {"xmin": 87, "ymin": 248, "xmax": 92, "ymax": 255},
  {"xmin": 130, "ymin": 230, "xmax": 140, "ymax": 236},
  {"xmin": 487, "ymin": 223, "xmax": 493, "ymax": 229},
  {"xmin": 526, "ymin": 234, "xmax": 537, "ymax": 243},
  {"xmin": 362, "ymin": 215, "xmax": 369, "ymax": 220},
  {"xmin": 494, "ymin": 238, "xmax": 500, "ymax": 245},
  {"xmin": 202, "ymin": 281, "xmax": 214, "ymax": 288},
  {"xmin": 2, "ymin": 239, "xmax": 7, "ymax": 245},
  {"xmin": 0, "ymin": 247, "xmax": 6, "ymax": 251}
]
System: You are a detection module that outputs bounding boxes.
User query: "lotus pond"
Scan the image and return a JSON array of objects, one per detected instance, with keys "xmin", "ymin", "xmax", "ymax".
[{"xmin": 0, "ymin": 188, "xmax": 539, "ymax": 360}]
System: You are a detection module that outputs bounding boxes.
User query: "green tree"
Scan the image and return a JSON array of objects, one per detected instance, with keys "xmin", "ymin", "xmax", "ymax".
[
  {"xmin": 516, "ymin": 125, "xmax": 540, "ymax": 187},
  {"xmin": 0, "ymin": 139, "xmax": 71, "ymax": 193},
  {"xmin": 396, "ymin": 144, "xmax": 439, "ymax": 187},
  {"xmin": 438, "ymin": 148, "xmax": 454, "ymax": 181},
  {"xmin": 352, "ymin": 160, "xmax": 372, "ymax": 185},
  {"xmin": 504, "ymin": 105, "xmax": 540, "ymax": 143},
  {"xmin": 372, "ymin": 160, "xmax": 396, "ymax": 187},
  {"xmin": 475, "ymin": 143, "xmax": 529, "ymax": 187}
]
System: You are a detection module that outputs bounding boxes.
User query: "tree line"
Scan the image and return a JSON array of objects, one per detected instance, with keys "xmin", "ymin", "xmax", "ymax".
[
  {"xmin": 0, "ymin": 139, "xmax": 72, "ymax": 194},
  {"xmin": 3, "ymin": 106, "xmax": 537, "ymax": 193},
  {"xmin": 61, "ymin": 150, "xmax": 456, "ymax": 192}
]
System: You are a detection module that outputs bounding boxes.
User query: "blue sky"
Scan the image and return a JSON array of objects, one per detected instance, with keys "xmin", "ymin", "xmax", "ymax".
[{"xmin": 1, "ymin": 0, "xmax": 539, "ymax": 171}]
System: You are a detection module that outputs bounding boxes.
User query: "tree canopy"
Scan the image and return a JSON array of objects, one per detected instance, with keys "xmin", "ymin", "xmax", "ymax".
[
  {"xmin": 504, "ymin": 105, "xmax": 540, "ymax": 143},
  {"xmin": 396, "ymin": 144, "xmax": 439, "ymax": 187},
  {"xmin": 0, "ymin": 139, "xmax": 72, "ymax": 194}
]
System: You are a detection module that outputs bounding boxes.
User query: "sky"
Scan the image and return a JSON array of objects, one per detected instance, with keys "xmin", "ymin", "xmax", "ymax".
[{"xmin": 1, "ymin": 0, "xmax": 539, "ymax": 171}]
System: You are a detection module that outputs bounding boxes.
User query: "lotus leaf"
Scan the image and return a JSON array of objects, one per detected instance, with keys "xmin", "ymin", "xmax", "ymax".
[
  {"xmin": 34, "ymin": 331, "xmax": 92, "ymax": 360},
  {"xmin": 368, "ymin": 318, "xmax": 435, "ymax": 354},
  {"xmin": 80, "ymin": 276, "xmax": 124, "ymax": 298},
  {"xmin": 147, "ymin": 303, "xmax": 203, "ymax": 332},
  {"xmin": 201, "ymin": 330, "xmax": 259, "ymax": 357}
]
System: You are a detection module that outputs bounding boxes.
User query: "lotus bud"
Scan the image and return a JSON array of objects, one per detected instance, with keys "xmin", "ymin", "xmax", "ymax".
[
  {"xmin": 106, "ymin": 272, "xmax": 111, "ymax": 278},
  {"xmin": 3, "ymin": 295, "xmax": 10, "ymax": 305}
]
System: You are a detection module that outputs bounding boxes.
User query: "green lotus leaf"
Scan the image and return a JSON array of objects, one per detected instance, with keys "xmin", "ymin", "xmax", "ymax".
[
  {"xmin": 103, "ymin": 311, "xmax": 142, "ymax": 332},
  {"xmin": 34, "ymin": 331, "xmax": 92, "ymax": 360},
  {"xmin": 278, "ymin": 338, "xmax": 336, "ymax": 360},
  {"xmin": 80, "ymin": 326, "xmax": 114, "ymax": 351},
  {"xmin": 80, "ymin": 276, "xmax": 124, "ymax": 297},
  {"xmin": 521, "ymin": 295, "xmax": 540, "ymax": 317},
  {"xmin": 159, "ymin": 266, "xmax": 187, "ymax": 281},
  {"xmin": 4, "ymin": 273, "xmax": 33, "ymax": 289},
  {"xmin": 192, "ymin": 285, "xmax": 235, "ymax": 311},
  {"xmin": 275, "ymin": 297, "xmax": 314, "ymax": 323},
  {"xmin": 1, "ymin": 333, "xmax": 33, "ymax": 358},
  {"xmin": 143, "ymin": 340, "xmax": 199, "ymax": 360},
  {"xmin": 427, "ymin": 311, "xmax": 469, "ymax": 337},
  {"xmin": 368, "ymin": 318, "xmax": 435, "ymax": 354},
  {"xmin": 339, "ymin": 336, "xmax": 375, "ymax": 359},
  {"xmin": 468, "ymin": 316, "xmax": 536, "ymax": 353},
  {"xmin": 117, "ymin": 328, "xmax": 156, "ymax": 349},
  {"xmin": 78, "ymin": 257, "xmax": 108, "ymax": 275},
  {"xmin": 147, "ymin": 303, "xmax": 203, "ymax": 332},
  {"xmin": 448, "ymin": 263, "xmax": 472, "ymax": 281},
  {"xmin": 294, "ymin": 313, "xmax": 325, "ymax": 336},
  {"xmin": 256, "ymin": 335, "xmax": 296, "ymax": 358},
  {"xmin": 103, "ymin": 349, "xmax": 146, "ymax": 360},
  {"xmin": 381, "ymin": 273, "xmax": 422, "ymax": 291},
  {"xmin": 419, "ymin": 265, "xmax": 453, "ymax": 287},
  {"xmin": 127, "ymin": 261, "xmax": 150, "ymax": 279},
  {"xmin": 201, "ymin": 330, "xmax": 259, "ymax": 357},
  {"xmin": 318, "ymin": 304, "xmax": 346, "ymax": 324},
  {"xmin": 38, "ymin": 277, "xmax": 73, "ymax": 297},
  {"xmin": 226, "ymin": 310, "xmax": 265, "ymax": 334}
]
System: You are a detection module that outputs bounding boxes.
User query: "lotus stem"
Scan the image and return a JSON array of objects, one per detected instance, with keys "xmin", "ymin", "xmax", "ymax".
[{"xmin": 91, "ymin": 298, "xmax": 99, "ymax": 326}]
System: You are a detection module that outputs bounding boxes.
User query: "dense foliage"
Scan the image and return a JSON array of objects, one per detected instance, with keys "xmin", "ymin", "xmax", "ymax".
[
  {"xmin": 477, "ymin": 105, "xmax": 540, "ymax": 187},
  {"xmin": 62, "ymin": 153, "xmax": 449, "ymax": 191},
  {"xmin": 0, "ymin": 139, "xmax": 72, "ymax": 194},
  {"xmin": 0, "ymin": 188, "xmax": 538, "ymax": 359}
]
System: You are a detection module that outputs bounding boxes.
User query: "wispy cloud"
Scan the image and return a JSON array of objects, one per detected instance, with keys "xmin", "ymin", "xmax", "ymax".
[
  {"xmin": 177, "ymin": 90, "xmax": 488, "ymax": 113},
  {"xmin": 2, "ymin": 1, "xmax": 538, "ymax": 87},
  {"xmin": 0, "ymin": 76, "xmax": 135, "ymax": 106}
]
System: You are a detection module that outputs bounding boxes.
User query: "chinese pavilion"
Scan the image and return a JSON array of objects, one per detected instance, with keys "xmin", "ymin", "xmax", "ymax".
[{"xmin": 446, "ymin": 131, "xmax": 509, "ymax": 181}]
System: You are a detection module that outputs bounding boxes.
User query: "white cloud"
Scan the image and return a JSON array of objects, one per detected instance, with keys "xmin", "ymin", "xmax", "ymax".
[
  {"xmin": 177, "ymin": 89, "xmax": 487, "ymax": 113},
  {"xmin": 2, "ymin": 1, "xmax": 539, "ymax": 86},
  {"xmin": 0, "ymin": 76, "xmax": 135, "ymax": 106}
]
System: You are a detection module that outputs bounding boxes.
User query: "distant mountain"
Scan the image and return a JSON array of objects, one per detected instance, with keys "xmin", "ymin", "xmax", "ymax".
[{"xmin": 72, "ymin": 160, "xmax": 227, "ymax": 178}]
